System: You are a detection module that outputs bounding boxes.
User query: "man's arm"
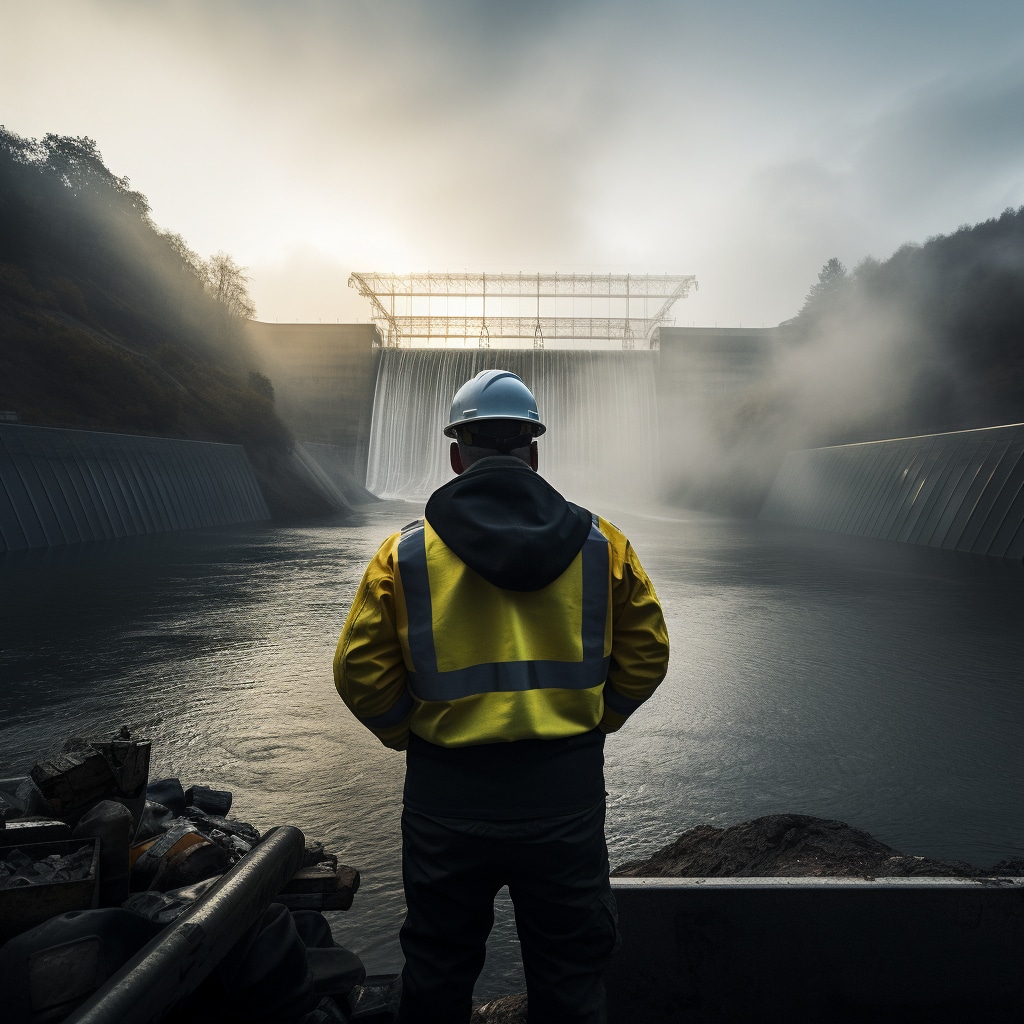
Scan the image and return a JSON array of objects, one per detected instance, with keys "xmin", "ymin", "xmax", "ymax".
[
  {"xmin": 597, "ymin": 519, "xmax": 670, "ymax": 733},
  {"xmin": 333, "ymin": 538, "xmax": 414, "ymax": 750}
]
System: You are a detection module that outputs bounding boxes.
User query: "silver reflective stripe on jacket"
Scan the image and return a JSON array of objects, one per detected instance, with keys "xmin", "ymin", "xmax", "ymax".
[{"xmin": 398, "ymin": 519, "xmax": 610, "ymax": 701}]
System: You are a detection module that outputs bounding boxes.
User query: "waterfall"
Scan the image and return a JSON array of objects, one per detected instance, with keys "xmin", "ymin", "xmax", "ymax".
[{"xmin": 366, "ymin": 348, "xmax": 660, "ymax": 506}]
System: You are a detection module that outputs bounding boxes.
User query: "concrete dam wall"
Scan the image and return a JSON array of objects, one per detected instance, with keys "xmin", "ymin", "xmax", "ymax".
[
  {"xmin": 245, "ymin": 322, "xmax": 380, "ymax": 482},
  {"xmin": 241, "ymin": 324, "xmax": 781, "ymax": 502},
  {"xmin": 0, "ymin": 425, "xmax": 270, "ymax": 552},
  {"xmin": 759, "ymin": 424, "xmax": 1024, "ymax": 559},
  {"xmin": 366, "ymin": 347, "xmax": 660, "ymax": 503}
]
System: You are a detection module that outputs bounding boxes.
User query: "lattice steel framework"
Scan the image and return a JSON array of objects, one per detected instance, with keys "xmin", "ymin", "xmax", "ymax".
[{"xmin": 347, "ymin": 272, "xmax": 697, "ymax": 349}]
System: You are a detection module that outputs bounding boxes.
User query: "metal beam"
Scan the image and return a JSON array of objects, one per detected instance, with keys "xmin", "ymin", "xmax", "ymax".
[{"xmin": 347, "ymin": 271, "xmax": 697, "ymax": 348}]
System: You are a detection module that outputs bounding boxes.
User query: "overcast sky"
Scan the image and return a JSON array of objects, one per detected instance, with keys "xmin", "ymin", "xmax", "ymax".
[{"xmin": 6, "ymin": 0, "xmax": 1024, "ymax": 328}]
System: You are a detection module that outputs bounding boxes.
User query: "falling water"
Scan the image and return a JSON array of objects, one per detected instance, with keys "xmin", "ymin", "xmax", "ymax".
[{"xmin": 365, "ymin": 348, "xmax": 660, "ymax": 505}]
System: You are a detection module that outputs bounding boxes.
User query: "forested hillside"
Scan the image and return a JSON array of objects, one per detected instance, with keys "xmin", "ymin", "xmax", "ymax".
[
  {"xmin": 0, "ymin": 128, "xmax": 329, "ymax": 516},
  {"xmin": 794, "ymin": 207, "xmax": 1024, "ymax": 437},
  {"xmin": 669, "ymin": 208, "xmax": 1024, "ymax": 513}
]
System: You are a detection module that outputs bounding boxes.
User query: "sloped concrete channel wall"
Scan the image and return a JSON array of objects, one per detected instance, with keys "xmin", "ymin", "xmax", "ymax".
[
  {"xmin": 0, "ymin": 425, "xmax": 270, "ymax": 552},
  {"xmin": 759, "ymin": 424, "xmax": 1024, "ymax": 559},
  {"xmin": 607, "ymin": 877, "xmax": 1024, "ymax": 1020}
]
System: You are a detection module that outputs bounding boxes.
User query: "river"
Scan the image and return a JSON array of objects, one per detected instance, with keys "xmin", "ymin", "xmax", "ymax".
[{"xmin": 2, "ymin": 502, "xmax": 1022, "ymax": 998}]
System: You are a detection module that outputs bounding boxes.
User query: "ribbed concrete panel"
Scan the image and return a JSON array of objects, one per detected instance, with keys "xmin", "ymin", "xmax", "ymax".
[
  {"xmin": 1006, "ymin": 513, "xmax": 1024, "ymax": 560},
  {"xmin": 0, "ymin": 425, "xmax": 270, "ymax": 553},
  {"xmin": 759, "ymin": 424, "xmax": 1024, "ymax": 560}
]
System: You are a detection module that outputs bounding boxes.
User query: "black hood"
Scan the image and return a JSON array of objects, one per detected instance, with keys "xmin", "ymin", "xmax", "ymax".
[{"xmin": 425, "ymin": 456, "xmax": 592, "ymax": 592}]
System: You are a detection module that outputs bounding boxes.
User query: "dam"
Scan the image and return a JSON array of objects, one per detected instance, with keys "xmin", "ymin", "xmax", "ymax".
[
  {"xmin": 8, "ymin": 309, "xmax": 1024, "ymax": 563},
  {"xmin": 251, "ymin": 281, "xmax": 1024, "ymax": 563},
  {"xmin": 9, "ymin": 265, "xmax": 1024, "ymax": 562},
  {"xmin": 253, "ymin": 273, "xmax": 755, "ymax": 503},
  {"xmin": 365, "ymin": 347, "xmax": 661, "ymax": 501}
]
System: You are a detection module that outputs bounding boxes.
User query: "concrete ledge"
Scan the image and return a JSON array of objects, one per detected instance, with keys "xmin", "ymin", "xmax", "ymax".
[{"xmin": 607, "ymin": 877, "xmax": 1024, "ymax": 1022}]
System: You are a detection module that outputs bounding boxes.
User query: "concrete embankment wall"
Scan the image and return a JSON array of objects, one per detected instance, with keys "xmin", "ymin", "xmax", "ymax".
[
  {"xmin": 245, "ymin": 322, "xmax": 380, "ymax": 483},
  {"xmin": 0, "ymin": 425, "xmax": 270, "ymax": 552},
  {"xmin": 607, "ymin": 877, "xmax": 1024, "ymax": 1021},
  {"xmin": 759, "ymin": 424, "xmax": 1024, "ymax": 559},
  {"xmin": 298, "ymin": 442, "xmax": 379, "ymax": 506}
]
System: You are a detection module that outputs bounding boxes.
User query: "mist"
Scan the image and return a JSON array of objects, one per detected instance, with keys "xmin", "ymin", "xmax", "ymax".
[
  {"xmin": 659, "ymin": 208, "xmax": 1024, "ymax": 514},
  {"xmin": 6, "ymin": 1, "xmax": 1024, "ymax": 331}
]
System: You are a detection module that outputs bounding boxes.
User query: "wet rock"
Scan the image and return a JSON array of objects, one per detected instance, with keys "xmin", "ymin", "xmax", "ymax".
[
  {"xmin": 612, "ymin": 813, "xmax": 988, "ymax": 878},
  {"xmin": 130, "ymin": 821, "xmax": 220, "ymax": 891},
  {"xmin": 185, "ymin": 806, "xmax": 261, "ymax": 848},
  {"xmin": 135, "ymin": 798, "xmax": 177, "ymax": 842},
  {"xmin": 15, "ymin": 777, "xmax": 53, "ymax": 817},
  {"xmin": 146, "ymin": 777, "xmax": 186, "ymax": 817},
  {"xmin": 0, "ymin": 908, "xmax": 160, "ymax": 1022},
  {"xmin": 308, "ymin": 945, "xmax": 367, "ymax": 999},
  {"xmin": 0, "ymin": 844, "xmax": 94, "ymax": 888},
  {"xmin": 471, "ymin": 994, "xmax": 529, "ymax": 1023},
  {"xmin": 988, "ymin": 856, "xmax": 1024, "ymax": 875},
  {"xmin": 349, "ymin": 973, "xmax": 402, "ymax": 1022},
  {"xmin": 302, "ymin": 839, "xmax": 339, "ymax": 870},
  {"xmin": 185, "ymin": 784, "xmax": 233, "ymax": 817},
  {"xmin": 0, "ymin": 777, "xmax": 25, "ymax": 813},
  {"xmin": 149, "ymin": 837, "xmax": 230, "ymax": 892},
  {"xmin": 1, "ymin": 818, "xmax": 72, "ymax": 844},
  {"xmin": 73, "ymin": 800, "xmax": 132, "ymax": 907},
  {"xmin": 123, "ymin": 875, "xmax": 220, "ymax": 926},
  {"xmin": 1, "ymin": 793, "xmax": 17, "ymax": 825},
  {"xmin": 281, "ymin": 863, "xmax": 360, "ymax": 912},
  {"xmin": 30, "ymin": 746, "xmax": 116, "ymax": 818},
  {"xmin": 304, "ymin": 995, "xmax": 351, "ymax": 1022},
  {"xmin": 27, "ymin": 731, "xmax": 150, "ymax": 831}
]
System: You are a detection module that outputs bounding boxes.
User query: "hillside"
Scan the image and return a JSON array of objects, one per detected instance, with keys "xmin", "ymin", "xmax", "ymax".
[
  {"xmin": 667, "ymin": 208, "xmax": 1024, "ymax": 513},
  {"xmin": 793, "ymin": 208, "xmax": 1024, "ymax": 437},
  {"xmin": 0, "ymin": 128, "xmax": 333, "ymax": 518}
]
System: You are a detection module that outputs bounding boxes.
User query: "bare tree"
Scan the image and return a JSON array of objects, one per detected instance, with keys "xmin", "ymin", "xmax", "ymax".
[
  {"xmin": 205, "ymin": 250, "xmax": 256, "ymax": 321},
  {"xmin": 203, "ymin": 250, "xmax": 256, "ymax": 348}
]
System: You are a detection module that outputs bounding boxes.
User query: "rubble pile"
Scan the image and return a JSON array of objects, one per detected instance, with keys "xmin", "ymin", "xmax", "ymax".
[
  {"xmin": 1, "ymin": 845, "xmax": 94, "ymax": 888},
  {"xmin": 0, "ymin": 728, "xmax": 395, "ymax": 1024}
]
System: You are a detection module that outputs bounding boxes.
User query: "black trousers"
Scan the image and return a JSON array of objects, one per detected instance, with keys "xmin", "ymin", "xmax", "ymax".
[{"xmin": 398, "ymin": 802, "xmax": 619, "ymax": 1024}]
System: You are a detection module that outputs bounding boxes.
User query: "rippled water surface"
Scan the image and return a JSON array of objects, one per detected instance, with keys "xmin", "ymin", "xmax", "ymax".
[{"xmin": 2, "ymin": 503, "xmax": 1023, "ymax": 997}]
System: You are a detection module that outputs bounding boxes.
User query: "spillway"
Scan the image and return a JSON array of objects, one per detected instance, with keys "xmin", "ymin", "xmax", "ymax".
[{"xmin": 366, "ymin": 348, "xmax": 660, "ymax": 505}]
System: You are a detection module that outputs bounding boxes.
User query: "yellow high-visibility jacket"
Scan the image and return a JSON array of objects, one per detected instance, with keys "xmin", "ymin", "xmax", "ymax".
[{"xmin": 334, "ymin": 512, "xmax": 669, "ymax": 751}]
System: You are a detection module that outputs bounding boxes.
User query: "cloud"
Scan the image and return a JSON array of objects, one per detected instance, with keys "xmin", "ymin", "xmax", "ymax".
[
  {"xmin": 248, "ymin": 244, "xmax": 363, "ymax": 323},
  {"xmin": 5, "ymin": 0, "xmax": 1024, "ymax": 329},
  {"xmin": 855, "ymin": 66, "xmax": 1024, "ymax": 227}
]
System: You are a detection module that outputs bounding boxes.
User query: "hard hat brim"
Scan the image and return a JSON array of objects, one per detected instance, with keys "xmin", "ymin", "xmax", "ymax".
[{"xmin": 443, "ymin": 415, "xmax": 546, "ymax": 439}]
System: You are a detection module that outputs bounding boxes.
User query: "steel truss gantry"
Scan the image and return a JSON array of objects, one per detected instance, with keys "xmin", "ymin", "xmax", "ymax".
[{"xmin": 347, "ymin": 272, "xmax": 697, "ymax": 349}]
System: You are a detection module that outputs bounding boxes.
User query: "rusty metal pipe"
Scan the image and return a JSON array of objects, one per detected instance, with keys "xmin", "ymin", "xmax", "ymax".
[{"xmin": 66, "ymin": 824, "xmax": 306, "ymax": 1024}]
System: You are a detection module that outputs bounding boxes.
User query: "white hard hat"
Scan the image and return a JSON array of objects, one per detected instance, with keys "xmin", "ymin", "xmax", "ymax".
[{"xmin": 443, "ymin": 370, "xmax": 546, "ymax": 439}]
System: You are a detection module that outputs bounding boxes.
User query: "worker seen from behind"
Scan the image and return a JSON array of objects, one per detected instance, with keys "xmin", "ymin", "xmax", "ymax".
[{"xmin": 334, "ymin": 369, "xmax": 670, "ymax": 1023}]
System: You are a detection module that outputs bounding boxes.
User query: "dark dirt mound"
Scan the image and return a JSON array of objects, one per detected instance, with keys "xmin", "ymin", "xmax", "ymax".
[{"xmin": 611, "ymin": 813, "xmax": 1005, "ymax": 878}]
